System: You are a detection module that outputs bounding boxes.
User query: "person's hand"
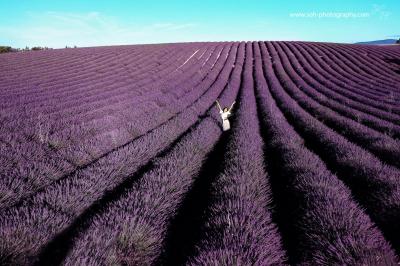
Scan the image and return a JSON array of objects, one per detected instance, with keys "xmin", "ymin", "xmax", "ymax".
[{"xmin": 229, "ymin": 101, "xmax": 236, "ymax": 111}]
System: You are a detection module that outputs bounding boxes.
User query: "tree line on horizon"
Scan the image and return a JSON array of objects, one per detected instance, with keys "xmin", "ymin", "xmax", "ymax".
[
  {"xmin": 0, "ymin": 45, "xmax": 78, "ymax": 54},
  {"xmin": 1, "ymin": 39, "xmax": 400, "ymax": 54}
]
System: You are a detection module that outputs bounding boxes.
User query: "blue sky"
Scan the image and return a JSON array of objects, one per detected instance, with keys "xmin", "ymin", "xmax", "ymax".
[{"xmin": 0, "ymin": 0, "xmax": 399, "ymax": 48}]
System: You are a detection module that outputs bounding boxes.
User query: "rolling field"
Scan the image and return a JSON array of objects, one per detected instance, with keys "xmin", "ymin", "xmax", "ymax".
[{"xmin": 1, "ymin": 41, "xmax": 400, "ymax": 265}]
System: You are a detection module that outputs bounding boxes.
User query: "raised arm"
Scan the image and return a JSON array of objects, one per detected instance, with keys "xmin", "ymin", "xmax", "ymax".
[
  {"xmin": 228, "ymin": 101, "xmax": 236, "ymax": 112},
  {"xmin": 215, "ymin": 100, "xmax": 222, "ymax": 112}
]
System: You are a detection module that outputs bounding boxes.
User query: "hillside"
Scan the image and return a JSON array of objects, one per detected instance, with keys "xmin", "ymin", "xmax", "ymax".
[
  {"xmin": 356, "ymin": 38, "xmax": 399, "ymax": 45},
  {"xmin": 1, "ymin": 41, "xmax": 400, "ymax": 265}
]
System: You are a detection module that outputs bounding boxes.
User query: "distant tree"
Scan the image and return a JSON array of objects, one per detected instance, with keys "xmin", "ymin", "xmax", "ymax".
[
  {"xmin": 31, "ymin": 46, "xmax": 51, "ymax": 51},
  {"xmin": 0, "ymin": 46, "xmax": 12, "ymax": 53},
  {"xmin": 74, "ymin": 45, "xmax": 77, "ymax": 48},
  {"xmin": 0, "ymin": 45, "xmax": 53, "ymax": 54}
]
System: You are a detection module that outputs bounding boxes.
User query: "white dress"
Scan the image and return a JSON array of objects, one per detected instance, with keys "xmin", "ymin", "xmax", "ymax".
[{"xmin": 220, "ymin": 110, "xmax": 231, "ymax": 131}]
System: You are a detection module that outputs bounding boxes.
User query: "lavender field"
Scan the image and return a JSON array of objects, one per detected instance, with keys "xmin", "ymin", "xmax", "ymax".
[{"xmin": 1, "ymin": 41, "xmax": 400, "ymax": 265}]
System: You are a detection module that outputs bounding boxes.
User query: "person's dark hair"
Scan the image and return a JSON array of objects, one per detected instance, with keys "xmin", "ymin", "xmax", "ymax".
[{"xmin": 223, "ymin": 107, "xmax": 228, "ymax": 112}]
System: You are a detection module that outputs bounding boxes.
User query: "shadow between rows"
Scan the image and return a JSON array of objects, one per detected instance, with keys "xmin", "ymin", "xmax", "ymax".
[
  {"xmin": 156, "ymin": 129, "xmax": 231, "ymax": 265},
  {"xmin": 157, "ymin": 48, "xmax": 243, "ymax": 266},
  {"xmin": 383, "ymin": 58, "xmax": 400, "ymax": 75}
]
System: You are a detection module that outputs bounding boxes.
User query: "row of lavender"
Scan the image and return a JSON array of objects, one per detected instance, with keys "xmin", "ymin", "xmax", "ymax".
[
  {"xmin": 1, "ymin": 41, "xmax": 400, "ymax": 264},
  {"xmin": 281, "ymin": 42, "xmax": 400, "ymax": 132},
  {"xmin": 0, "ymin": 42, "xmax": 239, "ymax": 264},
  {"xmin": 260, "ymin": 40, "xmax": 400, "ymax": 254},
  {"xmin": 267, "ymin": 42, "xmax": 400, "ymax": 167},
  {"xmin": 63, "ymin": 41, "xmax": 400, "ymax": 264},
  {"xmin": 304, "ymin": 42, "xmax": 400, "ymax": 101},
  {"xmin": 0, "ymin": 44, "xmax": 207, "ymax": 147},
  {"xmin": 65, "ymin": 41, "xmax": 400, "ymax": 265},
  {"xmin": 321, "ymin": 42, "xmax": 400, "ymax": 87},
  {"xmin": 254, "ymin": 41, "xmax": 398, "ymax": 265},
  {"xmin": 188, "ymin": 42, "xmax": 285, "ymax": 265},
  {"xmin": 2, "ymin": 41, "xmax": 398, "ymax": 212},
  {"xmin": 62, "ymin": 42, "xmax": 245, "ymax": 266},
  {"xmin": 0, "ymin": 43, "xmax": 222, "ymax": 209}
]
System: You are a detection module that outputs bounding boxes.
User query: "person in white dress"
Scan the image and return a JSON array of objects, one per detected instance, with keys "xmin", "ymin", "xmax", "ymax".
[{"xmin": 216, "ymin": 100, "xmax": 236, "ymax": 131}]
